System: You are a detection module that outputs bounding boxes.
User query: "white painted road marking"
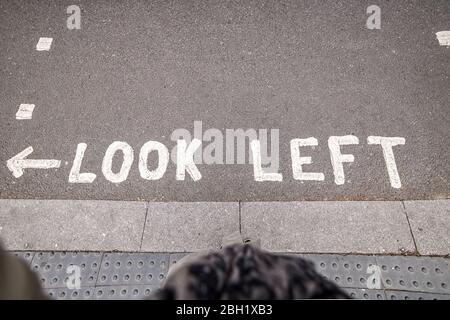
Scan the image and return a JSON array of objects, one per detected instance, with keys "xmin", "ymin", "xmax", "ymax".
[
  {"xmin": 366, "ymin": 265, "xmax": 382, "ymax": 289},
  {"xmin": 36, "ymin": 37, "xmax": 53, "ymax": 51},
  {"xmin": 15, "ymin": 103, "xmax": 35, "ymax": 120},
  {"xmin": 368, "ymin": 136, "xmax": 405, "ymax": 189},
  {"xmin": 69, "ymin": 143, "xmax": 97, "ymax": 183},
  {"xmin": 139, "ymin": 141, "xmax": 169, "ymax": 180},
  {"xmin": 251, "ymin": 140, "xmax": 283, "ymax": 182},
  {"xmin": 6, "ymin": 146, "xmax": 61, "ymax": 178},
  {"xmin": 290, "ymin": 137, "xmax": 325, "ymax": 181},
  {"xmin": 328, "ymin": 135, "xmax": 359, "ymax": 185},
  {"xmin": 101, "ymin": 141, "xmax": 134, "ymax": 183},
  {"xmin": 176, "ymin": 139, "xmax": 202, "ymax": 181},
  {"xmin": 436, "ymin": 31, "xmax": 450, "ymax": 46},
  {"xmin": 7, "ymin": 136, "xmax": 406, "ymax": 188}
]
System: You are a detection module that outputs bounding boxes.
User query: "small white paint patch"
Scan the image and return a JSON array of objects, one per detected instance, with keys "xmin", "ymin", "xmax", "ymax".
[
  {"xmin": 436, "ymin": 31, "xmax": 450, "ymax": 46},
  {"xmin": 36, "ymin": 37, "xmax": 53, "ymax": 51},
  {"xmin": 139, "ymin": 141, "xmax": 169, "ymax": 180},
  {"xmin": 176, "ymin": 139, "xmax": 202, "ymax": 181},
  {"xmin": 368, "ymin": 136, "xmax": 405, "ymax": 189},
  {"xmin": 7, "ymin": 146, "xmax": 61, "ymax": 178},
  {"xmin": 250, "ymin": 140, "xmax": 283, "ymax": 182},
  {"xmin": 290, "ymin": 137, "xmax": 324, "ymax": 181},
  {"xmin": 101, "ymin": 141, "xmax": 134, "ymax": 183},
  {"xmin": 15, "ymin": 104, "xmax": 35, "ymax": 120},
  {"xmin": 69, "ymin": 143, "xmax": 96, "ymax": 183},
  {"xmin": 328, "ymin": 135, "xmax": 359, "ymax": 185},
  {"xmin": 367, "ymin": 265, "xmax": 382, "ymax": 289}
]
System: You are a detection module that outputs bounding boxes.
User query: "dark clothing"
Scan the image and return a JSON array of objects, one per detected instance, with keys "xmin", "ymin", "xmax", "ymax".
[
  {"xmin": 153, "ymin": 244, "xmax": 350, "ymax": 299},
  {"xmin": 0, "ymin": 248, "xmax": 46, "ymax": 299}
]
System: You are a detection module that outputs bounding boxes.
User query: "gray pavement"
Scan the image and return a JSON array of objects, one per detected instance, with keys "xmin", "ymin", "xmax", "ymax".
[
  {"xmin": 1, "ymin": 199, "xmax": 449, "ymax": 255},
  {"xmin": 405, "ymin": 200, "xmax": 450, "ymax": 255},
  {"xmin": 0, "ymin": 0, "xmax": 449, "ymax": 201},
  {"xmin": 241, "ymin": 201, "xmax": 416, "ymax": 254},
  {"xmin": 0, "ymin": 199, "xmax": 146, "ymax": 251}
]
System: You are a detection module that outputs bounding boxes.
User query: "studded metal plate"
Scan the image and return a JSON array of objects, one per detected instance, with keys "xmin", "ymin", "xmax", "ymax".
[
  {"xmin": 43, "ymin": 285, "xmax": 160, "ymax": 300},
  {"xmin": 386, "ymin": 290, "xmax": 450, "ymax": 300},
  {"xmin": 302, "ymin": 254, "xmax": 377, "ymax": 289},
  {"xmin": 45, "ymin": 287, "xmax": 95, "ymax": 300},
  {"xmin": 169, "ymin": 253, "xmax": 189, "ymax": 268},
  {"xmin": 344, "ymin": 288, "xmax": 386, "ymax": 300},
  {"xmin": 12, "ymin": 251, "xmax": 35, "ymax": 266},
  {"xmin": 96, "ymin": 253, "xmax": 169, "ymax": 286},
  {"xmin": 8, "ymin": 251, "xmax": 450, "ymax": 300},
  {"xmin": 374, "ymin": 256, "xmax": 450, "ymax": 294},
  {"xmin": 31, "ymin": 252, "xmax": 102, "ymax": 289},
  {"xmin": 93, "ymin": 285, "xmax": 160, "ymax": 300}
]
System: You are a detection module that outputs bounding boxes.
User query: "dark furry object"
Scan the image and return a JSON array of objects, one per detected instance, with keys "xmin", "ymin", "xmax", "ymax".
[{"xmin": 152, "ymin": 244, "xmax": 350, "ymax": 299}]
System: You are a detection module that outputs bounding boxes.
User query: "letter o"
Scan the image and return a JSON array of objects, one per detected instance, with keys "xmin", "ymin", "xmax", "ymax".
[
  {"xmin": 139, "ymin": 141, "xmax": 169, "ymax": 180},
  {"xmin": 102, "ymin": 141, "xmax": 134, "ymax": 183}
]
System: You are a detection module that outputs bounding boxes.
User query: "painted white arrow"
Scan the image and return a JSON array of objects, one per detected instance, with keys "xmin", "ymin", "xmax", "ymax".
[{"xmin": 7, "ymin": 146, "xmax": 61, "ymax": 178}]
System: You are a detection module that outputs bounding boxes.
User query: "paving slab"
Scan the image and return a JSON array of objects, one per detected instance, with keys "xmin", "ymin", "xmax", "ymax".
[
  {"xmin": 141, "ymin": 202, "xmax": 239, "ymax": 252},
  {"xmin": 241, "ymin": 201, "xmax": 415, "ymax": 254},
  {"xmin": 0, "ymin": 199, "xmax": 146, "ymax": 251},
  {"xmin": 2, "ymin": 199, "xmax": 449, "ymax": 255},
  {"xmin": 404, "ymin": 200, "xmax": 450, "ymax": 256}
]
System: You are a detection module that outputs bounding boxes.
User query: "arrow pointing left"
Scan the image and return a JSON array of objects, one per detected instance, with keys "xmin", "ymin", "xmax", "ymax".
[{"xmin": 7, "ymin": 146, "xmax": 61, "ymax": 178}]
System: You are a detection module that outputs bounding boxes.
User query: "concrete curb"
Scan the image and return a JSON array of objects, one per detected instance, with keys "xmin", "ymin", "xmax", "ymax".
[{"xmin": 0, "ymin": 199, "xmax": 448, "ymax": 255}]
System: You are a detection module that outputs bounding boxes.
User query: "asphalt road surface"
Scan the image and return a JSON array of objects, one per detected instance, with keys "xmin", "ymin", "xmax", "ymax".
[{"xmin": 0, "ymin": 0, "xmax": 449, "ymax": 201}]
